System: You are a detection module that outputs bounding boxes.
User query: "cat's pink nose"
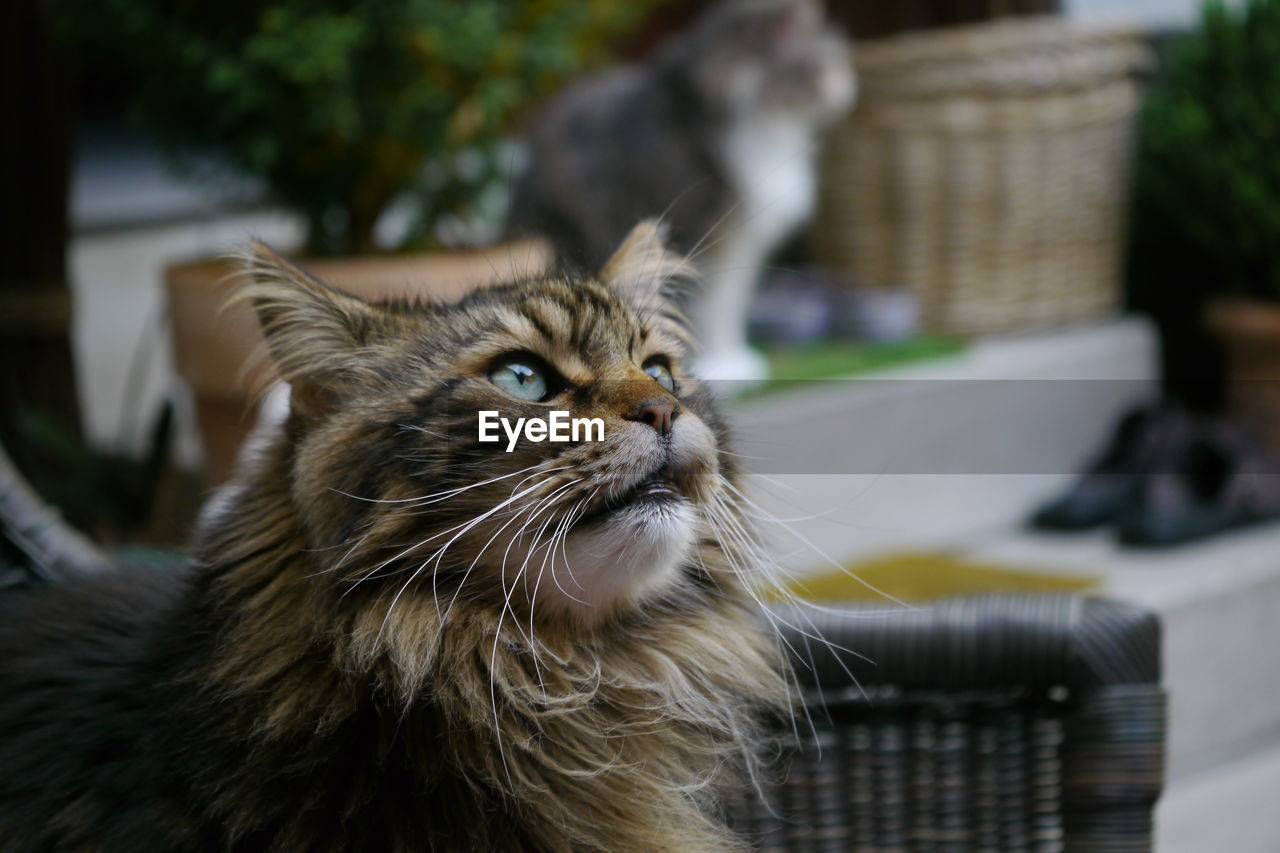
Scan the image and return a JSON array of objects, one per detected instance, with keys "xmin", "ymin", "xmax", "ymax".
[{"xmin": 627, "ymin": 398, "xmax": 677, "ymax": 436}]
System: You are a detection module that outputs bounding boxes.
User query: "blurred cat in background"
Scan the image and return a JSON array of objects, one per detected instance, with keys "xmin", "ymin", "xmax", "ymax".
[{"xmin": 508, "ymin": 0, "xmax": 856, "ymax": 381}]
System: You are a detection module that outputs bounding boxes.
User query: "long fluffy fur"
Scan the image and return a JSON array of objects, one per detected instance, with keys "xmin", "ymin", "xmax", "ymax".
[{"xmin": 0, "ymin": 225, "xmax": 786, "ymax": 852}]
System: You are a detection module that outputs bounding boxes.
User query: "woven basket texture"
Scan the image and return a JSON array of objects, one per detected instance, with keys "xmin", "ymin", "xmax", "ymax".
[
  {"xmin": 816, "ymin": 18, "xmax": 1152, "ymax": 335},
  {"xmin": 733, "ymin": 595, "xmax": 1165, "ymax": 852}
]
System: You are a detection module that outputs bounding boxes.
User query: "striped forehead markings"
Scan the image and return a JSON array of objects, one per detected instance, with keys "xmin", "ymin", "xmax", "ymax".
[
  {"xmin": 522, "ymin": 287, "xmax": 642, "ymax": 357},
  {"xmin": 520, "ymin": 305, "xmax": 557, "ymax": 344},
  {"xmin": 461, "ymin": 280, "xmax": 686, "ymax": 381}
]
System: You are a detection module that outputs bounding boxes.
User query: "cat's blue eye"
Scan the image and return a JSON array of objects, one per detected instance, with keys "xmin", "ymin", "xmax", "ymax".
[
  {"xmin": 643, "ymin": 359, "xmax": 676, "ymax": 393},
  {"xmin": 489, "ymin": 358, "xmax": 550, "ymax": 402}
]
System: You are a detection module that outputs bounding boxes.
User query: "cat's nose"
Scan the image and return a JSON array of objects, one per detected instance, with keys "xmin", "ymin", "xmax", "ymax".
[{"xmin": 627, "ymin": 398, "xmax": 678, "ymax": 436}]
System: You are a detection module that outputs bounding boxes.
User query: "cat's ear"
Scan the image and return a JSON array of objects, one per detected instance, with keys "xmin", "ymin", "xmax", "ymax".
[
  {"xmin": 237, "ymin": 242, "xmax": 399, "ymax": 415},
  {"xmin": 599, "ymin": 220, "xmax": 696, "ymax": 309}
]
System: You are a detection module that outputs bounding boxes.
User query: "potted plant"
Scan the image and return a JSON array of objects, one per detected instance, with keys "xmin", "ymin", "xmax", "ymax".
[
  {"xmin": 62, "ymin": 0, "xmax": 661, "ymax": 481},
  {"xmin": 1135, "ymin": 0, "xmax": 1280, "ymax": 450}
]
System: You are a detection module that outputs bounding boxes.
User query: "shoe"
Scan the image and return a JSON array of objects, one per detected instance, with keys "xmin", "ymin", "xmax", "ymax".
[
  {"xmin": 1030, "ymin": 405, "xmax": 1186, "ymax": 532},
  {"xmin": 1117, "ymin": 419, "xmax": 1280, "ymax": 547}
]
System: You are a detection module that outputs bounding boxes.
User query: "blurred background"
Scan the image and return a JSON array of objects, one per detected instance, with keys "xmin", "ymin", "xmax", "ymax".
[{"xmin": 3, "ymin": 0, "xmax": 1279, "ymax": 849}]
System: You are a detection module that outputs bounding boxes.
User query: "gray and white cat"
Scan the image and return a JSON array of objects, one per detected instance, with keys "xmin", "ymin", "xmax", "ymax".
[{"xmin": 508, "ymin": 0, "xmax": 855, "ymax": 380}]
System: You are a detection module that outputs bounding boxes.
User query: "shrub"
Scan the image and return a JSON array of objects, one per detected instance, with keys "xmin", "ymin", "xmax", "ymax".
[
  {"xmin": 1136, "ymin": 0, "xmax": 1280, "ymax": 299},
  {"xmin": 63, "ymin": 1, "xmax": 660, "ymax": 255}
]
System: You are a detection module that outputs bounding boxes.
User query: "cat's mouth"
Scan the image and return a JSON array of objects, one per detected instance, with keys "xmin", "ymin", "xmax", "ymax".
[{"xmin": 578, "ymin": 469, "xmax": 687, "ymax": 526}]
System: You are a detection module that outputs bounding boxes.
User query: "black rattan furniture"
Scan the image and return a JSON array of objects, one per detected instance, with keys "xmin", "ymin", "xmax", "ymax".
[
  {"xmin": 0, "ymin": 442, "xmax": 111, "ymax": 593},
  {"xmin": 737, "ymin": 595, "xmax": 1165, "ymax": 852}
]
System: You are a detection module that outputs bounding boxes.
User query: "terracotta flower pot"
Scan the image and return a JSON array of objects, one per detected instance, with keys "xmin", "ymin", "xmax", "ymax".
[
  {"xmin": 1207, "ymin": 297, "xmax": 1280, "ymax": 453},
  {"xmin": 166, "ymin": 239, "xmax": 552, "ymax": 484}
]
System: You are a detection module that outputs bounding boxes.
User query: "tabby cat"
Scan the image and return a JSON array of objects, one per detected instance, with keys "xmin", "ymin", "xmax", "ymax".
[
  {"xmin": 0, "ymin": 223, "xmax": 786, "ymax": 852},
  {"xmin": 508, "ymin": 0, "xmax": 855, "ymax": 381}
]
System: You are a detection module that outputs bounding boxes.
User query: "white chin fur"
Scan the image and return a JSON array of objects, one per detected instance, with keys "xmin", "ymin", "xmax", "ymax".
[{"xmin": 546, "ymin": 498, "xmax": 698, "ymax": 617}]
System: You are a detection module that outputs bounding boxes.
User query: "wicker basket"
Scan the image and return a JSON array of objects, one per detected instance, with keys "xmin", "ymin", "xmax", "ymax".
[{"xmin": 816, "ymin": 17, "xmax": 1151, "ymax": 336}]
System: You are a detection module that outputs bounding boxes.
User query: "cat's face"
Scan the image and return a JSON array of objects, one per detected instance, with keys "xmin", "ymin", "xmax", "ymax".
[
  {"xmin": 241, "ymin": 223, "xmax": 736, "ymax": 624},
  {"xmin": 682, "ymin": 0, "xmax": 855, "ymax": 121}
]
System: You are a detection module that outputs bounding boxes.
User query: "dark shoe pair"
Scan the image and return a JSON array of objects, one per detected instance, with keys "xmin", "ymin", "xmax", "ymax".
[{"xmin": 1030, "ymin": 405, "xmax": 1280, "ymax": 547}]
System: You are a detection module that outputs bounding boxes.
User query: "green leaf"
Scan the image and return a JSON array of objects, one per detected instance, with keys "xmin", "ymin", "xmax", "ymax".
[{"xmin": 58, "ymin": 0, "xmax": 672, "ymax": 255}]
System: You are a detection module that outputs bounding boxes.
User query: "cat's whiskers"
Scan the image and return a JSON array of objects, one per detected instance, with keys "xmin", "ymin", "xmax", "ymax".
[
  {"xmin": 697, "ymin": 500, "xmax": 821, "ymax": 754},
  {"xmin": 553, "ymin": 487, "xmax": 600, "ymax": 594},
  {"xmin": 703, "ymin": 487, "xmax": 883, "ymax": 749},
  {"xmin": 341, "ymin": 463, "xmax": 572, "ymax": 589},
  {"xmin": 395, "ymin": 422, "xmax": 450, "ymax": 440},
  {"xmin": 463, "ymin": 477, "xmax": 582, "ymax": 588},
  {"xmin": 342, "ymin": 494, "xmax": 539, "ymax": 598},
  {"xmin": 486, "ymin": 494, "xmax": 577, "ymax": 789},
  {"xmin": 508, "ymin": 485, "xmax": 601, "ymax": 708},
  {"xmin": 502, "ymin": 501, "xmax": 569, "ymax": 700},
  {"xmin": 711, "ymin": 494, "xmax": 863, "ymax": 647},
  {"xmin": 537, "ymin": 487, "xmax": 597, "ymax": 608},
  {"xmin": 521, "ymin": 486, "xmax": 600, "ymax": 664},
  {"xmin": 336, "ymin": 494, "xmax": 526, "ymax": 594},
  {"xmin": 508, "ymin": 480, "xmax": 596, "ymax": 604},
  {"xmin": 371, "ymin": 469, "xmax": 569, "ymax": 646},
  {"xmin": 317, "ymin": 469, "xmax": 560, "ymax": 585},
  {"xmin": 504, "ymin": 486, "xmax": 574, "ymax": 596},
  {"xmin": 538, "ymin": 491, "xmax": 595, "ymax": 607},
  {"xmin": 718, "ymin": 477, "xmax": 917, "ymax": 612},
  {"xmin": 417, "ymin": 492, "xmax": 557, "ymax": 691},
  {"xmin": 507, "ymin": 487, "xmax": 601, "ymax": 696},
  {"xmin": 406, "ymin": 473, "xmax": 561, "ymax": 608},
  {"xmin": 438, "ymin": 476, "xmax": 584, "ymax": 670},
  {"xmin": 711, "ymin": 489, "xmax": 860, "ymax": 622},
  {"xmin": 513, "ymin": 497, "xmax": 574, "ymax": 645},
  {"xmin": 431, "ymin": 474, "xmax": 579, "ymax": 616},
  {"xmin": 330, "ymin": 461, "xmax": 555, "ymax": 508}
]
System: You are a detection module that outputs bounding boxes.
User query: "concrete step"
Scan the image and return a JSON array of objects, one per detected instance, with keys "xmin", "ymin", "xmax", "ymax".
[
  {"xmin": 1157, "ymin": 740, "xmax": 1280, "ymax": 852},
  {"xmin": 729, "ymin": 317, "xmax": 1160, "ymax": 564}
]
